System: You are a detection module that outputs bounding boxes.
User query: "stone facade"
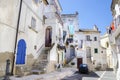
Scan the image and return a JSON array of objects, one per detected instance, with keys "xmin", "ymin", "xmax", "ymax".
[{"xmin": 0, "ymin": 52, "xmax": 14, "ymax": 76}]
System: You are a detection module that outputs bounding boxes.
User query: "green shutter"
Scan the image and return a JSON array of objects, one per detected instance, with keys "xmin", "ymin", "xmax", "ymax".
[{"xmin": 94, "ymin": 48, "xmax": 98, "ymax": 53}]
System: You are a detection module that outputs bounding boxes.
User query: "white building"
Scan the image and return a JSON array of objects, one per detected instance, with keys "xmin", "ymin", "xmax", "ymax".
[
  {"xmin": 110, "ymin": 0, "xmax": 120, "ymax": 79},
  {"xmin": 61, "ymin": 12, "xmax": 79, "ymax": 64},
  {"xmin": 0, "ymin": 0, "xmax": 64, "ymax": 76},
  {"xmin": 100, "ymin": 34, "xmax": 113, "ymax": 68},
  {"xmin": 74, "ymin": 26, "xmax": 106, "ymax": 71}
]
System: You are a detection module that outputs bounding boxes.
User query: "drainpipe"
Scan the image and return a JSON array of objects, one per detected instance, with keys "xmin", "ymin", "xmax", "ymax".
[{"xmin": 11, "ymin": 0, "xmax": 23, "ymax": 75}]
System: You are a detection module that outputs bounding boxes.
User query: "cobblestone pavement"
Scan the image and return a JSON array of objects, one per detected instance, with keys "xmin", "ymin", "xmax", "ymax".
[{"xmin": 9, "ymin": 68, "xmax": 77, "ymax": 80}]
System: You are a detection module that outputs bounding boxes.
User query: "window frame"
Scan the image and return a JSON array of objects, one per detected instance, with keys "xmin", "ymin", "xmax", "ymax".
[
  {"xmin": 31, "ymin": 17, "xmax": 36, "ymax": 29},
  {"xmin": 94, "ymin": 37, "xmax": 97, "ymax": 41},
  {"xmin": 86, "ymin": 35, "xmax": 90, "ymax": 41},
  {"xmin": 94, "ymin": 48, "xmax": 98, "ymax": 53}
]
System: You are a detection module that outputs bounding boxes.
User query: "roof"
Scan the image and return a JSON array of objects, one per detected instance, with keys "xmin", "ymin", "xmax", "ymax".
[
  {"xmin": 77, "ymin": 29, "xmax": 101, "ymax": 33},
  {"xmin": 61, "ymin": 12, "xmax": 79, "ymax": 18}
]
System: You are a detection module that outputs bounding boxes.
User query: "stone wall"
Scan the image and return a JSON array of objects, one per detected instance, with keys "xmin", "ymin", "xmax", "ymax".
[
  {"xmin": 47, "ymin": 61, "xmax": 57, "ymax": 73},
  {"xmin": 0, "ymin": 52, "xmax": 14, "ymax": 77},
  {"xmin": 15, "ymin": 54, "xmax": 36, "ymax": 76}
]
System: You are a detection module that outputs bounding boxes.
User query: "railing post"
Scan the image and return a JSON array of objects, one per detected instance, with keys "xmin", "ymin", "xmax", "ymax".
[{"xmin": 4, "ymin": 59, "xmax": 10, "ymax": 80}]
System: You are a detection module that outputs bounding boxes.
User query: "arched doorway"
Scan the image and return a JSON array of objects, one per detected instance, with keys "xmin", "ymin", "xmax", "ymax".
[
  {"xmin": 16, "ymin": 39, "xmax": 26, "ymax": 64},
  {"xmin": 45, "ymin": 27, "xmax": 52, "ymax": 47}
]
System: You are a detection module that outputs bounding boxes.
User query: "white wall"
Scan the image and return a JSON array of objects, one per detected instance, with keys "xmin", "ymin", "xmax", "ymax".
[
  {"xmin": 16, "ymin": 0, "xmax": 46, "ymax": 60},
  {"xmin": 101, "ymin": 34, "xmax": 114, "ymax": 68},
  {"xmin": 0, "ymin": 0, "xmax": 20, "ymax": 52},
  {"xmin": 75, "ymin": 30, "xmax": 101, "ymax": 66},
  {"xmin": 50, "ymin": 43, "xmax": 57, "ymax": 61},
  {"xmin": 76, "ymin": 50, "xmax": 87, "ymax": 64}
]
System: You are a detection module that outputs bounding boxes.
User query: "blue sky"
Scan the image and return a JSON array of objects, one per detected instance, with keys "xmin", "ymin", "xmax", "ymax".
[{"xmin": 59, "ymin": 0, "xmax": 113, "ymax": 35}]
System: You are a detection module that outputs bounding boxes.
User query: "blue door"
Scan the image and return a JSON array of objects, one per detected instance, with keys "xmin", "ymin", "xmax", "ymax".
[{"xmin": 16, "ymin": 39, "xmax": 26, "ymax": 64}]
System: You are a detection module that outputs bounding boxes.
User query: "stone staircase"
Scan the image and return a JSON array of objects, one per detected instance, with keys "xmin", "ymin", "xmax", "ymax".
[{"xmin": 31, "ymin": 50, "xmax": 49, "ymax": 74}]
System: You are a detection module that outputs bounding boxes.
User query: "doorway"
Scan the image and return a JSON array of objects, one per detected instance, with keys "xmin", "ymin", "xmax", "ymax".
[
  {"xmin": 16, "ymin": 39, "xmax": 26, "ymax": 64},
  {"xmin": 77, "ymin": 58, "xmax": 83, "ymax": 69},
  {"xmin": 45, "ymin": 27, "xmax": 52, "ymax": 47}
]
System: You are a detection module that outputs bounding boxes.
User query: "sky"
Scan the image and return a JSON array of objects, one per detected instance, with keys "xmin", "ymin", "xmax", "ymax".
[{"xmin": 59, "ymin": 0, "xmax": 113, "ymax": 35}]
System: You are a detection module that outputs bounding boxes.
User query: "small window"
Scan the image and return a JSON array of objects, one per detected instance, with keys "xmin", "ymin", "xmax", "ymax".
[
  {"xmin": 86, "ymin": 35, "xmax": 90, "ymax": 41},
  {"xmin": 94, "ymin": 37, "xmax": 97, "ymax": 41},
  {"xmin": 79, "ymin": 40, "xmax": 83, "ymax": 48},
  {"xmin": 43, "ymin": 15, "xmax": 47, "ymax": 24},
  {"xmin": 31, "ymin": 17, "xmax": 36, "ymax": 29},
  {"xmin": 94, "ymin": 48, "xmax": 98, "ymax": 53}
]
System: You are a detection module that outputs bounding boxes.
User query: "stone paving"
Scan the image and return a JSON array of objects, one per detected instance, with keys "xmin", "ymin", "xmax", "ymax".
[{"xmin": 10, "ymin": 68, "xmax": 77, "ymax": 80}]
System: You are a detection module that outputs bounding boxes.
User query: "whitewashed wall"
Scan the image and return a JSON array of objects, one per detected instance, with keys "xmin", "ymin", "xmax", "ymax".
[{"xmin": 0, "ymin": 0, "xmax": 20, "ymax": 52}]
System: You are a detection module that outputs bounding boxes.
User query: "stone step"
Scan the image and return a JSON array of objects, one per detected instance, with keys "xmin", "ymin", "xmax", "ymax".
[
  {"xmin": 106, "ymin": 68, "xmax": 113, "ymax": 71},
  {"xmin": 31, "ymin": 70, "xmax": 44, "ymax": 74}
]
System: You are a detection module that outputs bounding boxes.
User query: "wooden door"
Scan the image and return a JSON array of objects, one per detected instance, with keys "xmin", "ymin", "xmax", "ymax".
[
  {"xmin": 16, "ymin": 39, "xmax": 26, "ymax": 64},
  {"xmin": 77, "ymin": 58, "xmax": 83, "ymax": 69},
  {"xmin": 45, "ymin": 28, "xmax": 52, "ymax": 47}
]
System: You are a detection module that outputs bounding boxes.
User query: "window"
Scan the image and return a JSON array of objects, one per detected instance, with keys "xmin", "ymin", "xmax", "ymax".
[
  {"xmin": 86, "ymin": 47, "xmax": 91, "ymax": 58},
  {"xmin": 43, "ymin": 15, "xmax": 47, "ymax": 24},
  {"xmin": 106, "ymin": 42, "xmax": 109, "ymax": 48},
  {"xmin": 79, "ymin": 40, "xmax": 83, "ymax": 48},
  {"xmin": 94, "ymin": 37, "xmax": 97, "ymax": 41},
  {"xmin": 63, "ymin": 31, "xmax": 67, "ymax": 42},
  {"xmin": 86, "ymin": 35, "xmax": 90, "ymax": 41},
  {"xmin": 33, "ymin": 0, "xmax": 39, "ymax": 4},
  {"xmin": 94, "ymin": 48, "xmax": 98, "ymax": 53},
  {"xmin": 31, "ymin": 17, "xmax": 36, "ymax": 29}
]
